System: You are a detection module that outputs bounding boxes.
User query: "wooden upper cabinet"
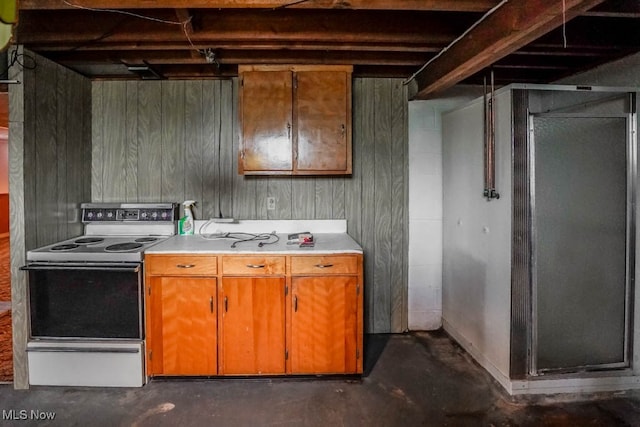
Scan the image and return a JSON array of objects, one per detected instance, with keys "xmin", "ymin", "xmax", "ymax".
[
  {"xmin": 239, "ymin": 65, "xmax": 352, "ymax": 175},
  {"xmin": 295, "ymin": 70, "xmax": 351, "ymax": 173},
  {"xmin": 240, "ymin": 70, "xmax": 293, "ymax": 172}
]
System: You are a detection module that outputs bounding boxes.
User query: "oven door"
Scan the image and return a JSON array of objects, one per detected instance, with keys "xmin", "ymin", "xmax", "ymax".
[{"xmin": 23, "ymin": 262, "xmax": 143, "ymax": 339}]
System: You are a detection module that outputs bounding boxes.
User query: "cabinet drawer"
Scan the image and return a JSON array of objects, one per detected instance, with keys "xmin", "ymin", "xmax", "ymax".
[
  {"xmin": 222, "ymin": 256, "xmax": 285, "ymax": 275},
  {"xmin": 291, "ymin": 256, "xmax": 358, "ymax": 275},
  {"xmin": 146, "ymin": 255, "xmax": 217, "ymax": 276}
]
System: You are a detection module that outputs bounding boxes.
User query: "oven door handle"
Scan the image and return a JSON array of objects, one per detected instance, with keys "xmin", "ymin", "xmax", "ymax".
[{"xmin": 20, "ymin": 263, "xmax": 141, "ymax": 273}]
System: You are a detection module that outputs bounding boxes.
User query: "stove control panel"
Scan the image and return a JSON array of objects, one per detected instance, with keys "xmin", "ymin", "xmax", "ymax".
[{"xmin": 81, "ymin": 203, "xmax": 178, "ymax": 223}]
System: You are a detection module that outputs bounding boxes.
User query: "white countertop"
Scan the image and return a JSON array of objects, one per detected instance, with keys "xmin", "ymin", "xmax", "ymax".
[
  {"xmin": 146, "ymin": 220, "xmax": 362, "ymax": 255},
  {"xmin": 145, "ymin": 233, "xmax": 363, "ymax": 255},
  {"xmin": 194, "ymin": 219, "xmax": 347, "ymax": 235}
]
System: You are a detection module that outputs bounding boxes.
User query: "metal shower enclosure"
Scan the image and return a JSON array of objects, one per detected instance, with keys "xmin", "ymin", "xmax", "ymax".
[{"xmin": 442, "ymin": 84, "xmax": 640, "ymax": 395}]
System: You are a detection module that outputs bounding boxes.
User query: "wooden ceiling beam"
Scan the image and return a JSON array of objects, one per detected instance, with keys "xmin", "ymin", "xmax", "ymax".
[
  {"xmin": 19, "ymin": 0, "xmax": 498, "ymax": 12},
  {"xmin": 30, "ymin": 41, "xmax": 442, "ymax": 53},
  {"xmin": 84, "ymin": 63, "xmax": 421, "ymax": 79},
  {"xmin": 17, "ymin": 9, "xmax": 464, "ymax": 46},
  {"xmin": 409, "ymin": 0, "xmax": 607, "ymax": 99},
  {"xmin": 16, "ymin": 0, "xmax": 633, "ymax": 84},
  {"xmin": 46, "ymin": 48, "xmax": 429, "ymax": 67}
]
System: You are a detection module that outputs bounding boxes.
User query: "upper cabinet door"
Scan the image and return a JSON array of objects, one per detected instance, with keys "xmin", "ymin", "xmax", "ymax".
[
  {"xmin": 240, "ymin": 70, "xmax": 293, "ymax": 173},
  {"xmin": 295, "ymin": 70, "xmax": 351, "ymax": 174}
]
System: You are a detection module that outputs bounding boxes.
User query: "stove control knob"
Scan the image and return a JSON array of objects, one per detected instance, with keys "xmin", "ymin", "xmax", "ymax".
[
  {"xmin": 141, "ymin": 211, "xmax": 148, "ymax": 219},
  {"xmin": 161, "ymin": 212, "xmax": 168, "ymax": 219},
  {"xmin": 86, "ymin": 212, "xmax": 94, "ymax": 219},
  {"xmin": 106, "ymin": 211, "xmax": 114, "ymax": 219},
  {"xmin": 152, "ymin": 212, "xmax": 158, "ymax": 219},
  {"xmin": 96, "ymin": 212, "xmax": 104, "ymax": 219}
]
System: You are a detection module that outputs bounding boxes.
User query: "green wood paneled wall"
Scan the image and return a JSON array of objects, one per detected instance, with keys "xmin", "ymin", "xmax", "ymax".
[
  {"xmin": 24, "ymin": 55, "xmax": 92, "ymax": 249},
  {"xmin": 9, "ymin": 48, "xmax": 92, "ymax": 389},
  {"xmin": 92, "ymin": 77, "xmax": 408, "ymax": 334}
]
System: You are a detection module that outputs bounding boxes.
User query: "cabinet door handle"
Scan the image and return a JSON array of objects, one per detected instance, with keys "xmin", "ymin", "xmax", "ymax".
[
  {"xmin": 210, "ymin": 297, "xmax": 214, "ymax": 313},
  {"xmin": 224, "ymin": 296, "xmax": 228, "ymax": 312},
  {"xmin": 287, "ymin": 122, "xmax": 291, "ymax": 140},
  {"xmin": 294, "ymin": 295, "xmax": 298, "ymax": 312},
  {"xmin": 246, "ymin": 264, "xmax": 265, "ymax": 269},
  {"xmin": 176, "ymin": 264, "xmax": 195, "ymax": 269},
  {"xmin": 341, "ymin": 124, "xmax": 345, "ymax": 135},
  {"xmin": 314, "ymin": 264, "xmax": 333, "ymax": 269}
]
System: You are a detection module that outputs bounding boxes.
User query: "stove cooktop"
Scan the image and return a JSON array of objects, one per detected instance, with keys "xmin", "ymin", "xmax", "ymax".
[{"xmin": 26, "ymin": 235, "xmax": 170, "ymax": 263}]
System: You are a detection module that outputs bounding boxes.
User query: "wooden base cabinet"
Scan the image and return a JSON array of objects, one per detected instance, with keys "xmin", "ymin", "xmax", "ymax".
[
  {"xmin": 290, "ymin": 276, "xmax": 360, "ymax": 374},
  {"xmin": 288, "ymin": 255, "xmax": 363, "ymax": 374},
  {"xmin": 146, "ymin": 276, "xmax": 217, "ymax": 376},
  {"xmin": 218, "ymin": 277, "xmax": 286, "ymax": 375},
  {"xmin": 145, "ymin": 255, "xmax": 218, "ymax": 376},
  {"xmin": 145, "ymin": 253, "xmax": 363, "ymax": 378}
]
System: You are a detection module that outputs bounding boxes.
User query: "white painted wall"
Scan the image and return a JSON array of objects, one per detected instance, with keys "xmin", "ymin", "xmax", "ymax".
[
  {"xmin": 407, "ymin": 96, "xmax": 476, "ymax": 330},
  {"xmin": 440, "ymin": 90, "xmax": 514, "ymax": 383}
]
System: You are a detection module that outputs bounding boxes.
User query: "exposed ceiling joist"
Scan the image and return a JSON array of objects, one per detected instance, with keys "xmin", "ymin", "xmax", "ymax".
[
  {"xmin": 408, "ymin": 0, "xmax": 607, "ymax": 99},
  {"xmin": 13, "ymin": 0, "xmax": 640, "ymax": 88},
  {"xmin": 18, "ymin": 0, "xmax": 498, "ymax": 12}
]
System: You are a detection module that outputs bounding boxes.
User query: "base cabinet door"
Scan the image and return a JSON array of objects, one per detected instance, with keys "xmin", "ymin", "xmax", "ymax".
[
  {"xmin": 290, "ymin": 276, "xmax": 359, "ymax": 374},
  {"xmin": 219, "ymin": 277, "xmax": 286, "ymax": 375},
  {"xmin": 147, "ymin": 276, "xmax": 217, "ymax": 376}
]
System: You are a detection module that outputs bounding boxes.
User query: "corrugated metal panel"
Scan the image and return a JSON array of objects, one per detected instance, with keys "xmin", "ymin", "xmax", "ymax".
[{"xmin": 510, "ymin": 89, "xmax": 530, "ymax": 379}]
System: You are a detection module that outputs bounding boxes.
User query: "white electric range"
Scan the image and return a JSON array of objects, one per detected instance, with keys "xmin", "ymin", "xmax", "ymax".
[{"xmin": 23, "ymin": 202, "xmax": 178, "ymax": 387}]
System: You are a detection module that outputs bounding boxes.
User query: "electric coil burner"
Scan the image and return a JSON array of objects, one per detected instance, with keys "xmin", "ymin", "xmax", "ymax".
[{"xmin": 23, "ymin": 202, "xmax": 178, "ymax": 387}]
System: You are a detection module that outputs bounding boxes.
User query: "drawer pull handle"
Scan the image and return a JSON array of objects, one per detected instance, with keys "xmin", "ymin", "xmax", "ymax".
[
  {"xmin": 314, "ymin": 264, "xmax": 334, "ymax": 269},
  {"xmin": 294, "ymin": 295, "xmax": 298, "ymax": 312},
  {"xmin": 176, "ymin": 264, "xmax": 195, "ymax": 269},
  {"xmin": 224, "ymin": 296, "xmax": 228, "ymax": 312},
  {"xmin": 246, "ymin": 264, "xmax": 265, "ymax": 269},
  {"xmin": 210, "ymin": 297, "xmax": 214, "ymax": 313}
]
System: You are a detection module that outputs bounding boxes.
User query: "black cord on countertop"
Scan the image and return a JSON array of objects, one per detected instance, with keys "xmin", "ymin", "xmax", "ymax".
[{"xmin": 203, "ymin": 231, "xmax": 280, "ymax": 248}]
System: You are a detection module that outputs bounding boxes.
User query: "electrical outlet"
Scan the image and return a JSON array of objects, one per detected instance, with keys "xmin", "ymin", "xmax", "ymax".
[{"xmin": 267, "ymin": 197, "xmax": 276, "ymax": 211}]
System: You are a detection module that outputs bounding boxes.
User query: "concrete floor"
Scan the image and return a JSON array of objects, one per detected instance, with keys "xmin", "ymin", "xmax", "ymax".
[{"xmin": 2, "ymin": 331, "xmax": 640, "ymax": 426}]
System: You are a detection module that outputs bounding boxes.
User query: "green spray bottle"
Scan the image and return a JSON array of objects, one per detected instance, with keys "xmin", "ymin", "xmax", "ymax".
[{"xmin": 178, "ymin": 200, "xmax": 196, "ymax": 235}]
